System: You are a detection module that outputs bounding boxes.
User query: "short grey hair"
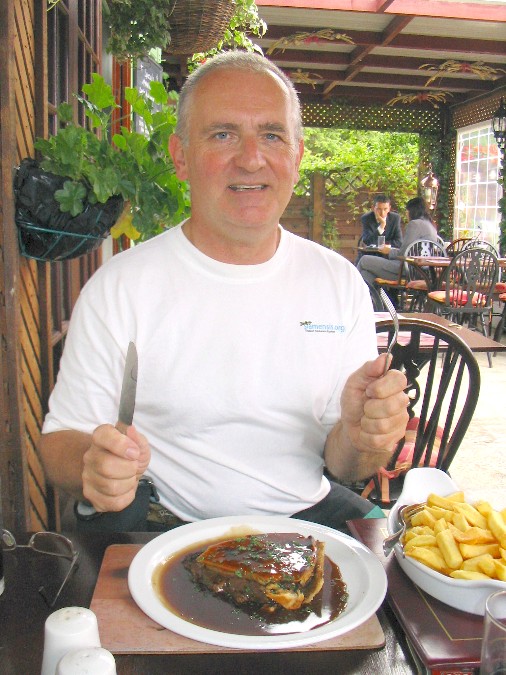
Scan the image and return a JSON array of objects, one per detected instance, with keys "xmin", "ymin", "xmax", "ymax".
[{"xmin": 175, "ymin": 51, "xmax": 303, "ymax": 145}]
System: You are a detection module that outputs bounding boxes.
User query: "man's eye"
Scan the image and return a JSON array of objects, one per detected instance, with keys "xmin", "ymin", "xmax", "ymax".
[
  {"xmin": 215, "ymin": 131, "xmax": 229, "ymax": 140},
  {"xmin": 265, "ymin": 133, "xmax": 281, "ymax": 141}
]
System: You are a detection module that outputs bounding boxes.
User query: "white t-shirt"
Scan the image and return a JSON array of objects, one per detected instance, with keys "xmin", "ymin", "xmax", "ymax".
[{"xmin": 43, "ymin": 224, "xmax": 378, "ymax": 520}]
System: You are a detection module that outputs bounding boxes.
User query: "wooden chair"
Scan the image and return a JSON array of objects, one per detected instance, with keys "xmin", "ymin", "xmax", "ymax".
[
  {"xmin": 340, "ymin": 317, "xmax": 481, "ymax": 507},
  {"xmin": 402, "ymin": 238, "xmax": 447, "ymax": 311},
  {"xmin": 374, "ymin": 239, "xmax": 446, "ymax": 311},
  {"xmin": 445, "ymin": 237, "xmax": 473, "ymax": 257},
  {"xmin": 427, "ymin": 247, "xmax": 499, "ymax": 366}
]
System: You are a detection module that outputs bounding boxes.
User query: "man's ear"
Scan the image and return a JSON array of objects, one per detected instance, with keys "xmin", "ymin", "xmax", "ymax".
[{"xmin": 169, "ymin": 134, "xmax": 189, "ymax": 180}]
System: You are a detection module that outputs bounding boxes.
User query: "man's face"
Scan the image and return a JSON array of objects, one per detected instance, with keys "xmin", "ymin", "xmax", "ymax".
[
  {"xmin": 373, "ymin": 202, "xmax": 391, "ymax": 222},
  {"xmin": 169, "ymin": 68, "xmax": 303, "ymax": 244}
]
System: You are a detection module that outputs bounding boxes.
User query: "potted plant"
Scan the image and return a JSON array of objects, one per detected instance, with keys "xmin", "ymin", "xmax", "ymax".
[
  {"xmin": 14, "ymin": 73, "xmax": 190, "ymax": 260},
  {"xmin": 105, "ymin": 0, "xmax": 265, "ymax": 62}
]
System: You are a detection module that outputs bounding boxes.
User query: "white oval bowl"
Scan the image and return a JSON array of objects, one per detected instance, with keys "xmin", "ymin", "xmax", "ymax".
[{"xmin": 387, "ymin": 468, "xmax": 506, "ymax": 616}]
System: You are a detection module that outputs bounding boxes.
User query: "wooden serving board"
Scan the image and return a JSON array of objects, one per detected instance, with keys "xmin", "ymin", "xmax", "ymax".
[{"xmin": 90, "ymin": 544, "xmax": 385, "ymax": 654}]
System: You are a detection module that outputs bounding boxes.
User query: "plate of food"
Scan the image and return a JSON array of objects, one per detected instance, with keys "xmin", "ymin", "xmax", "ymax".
[
  {"xmin": 128, "ymin": 515, "xmax": 387, "ymax": 649},
  {"xmin": 387, "ymin": 468, "xmax": 506, "ymax": 615}
]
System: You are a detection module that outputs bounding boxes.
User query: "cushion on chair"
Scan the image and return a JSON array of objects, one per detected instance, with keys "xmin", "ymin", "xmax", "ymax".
[
  {"xmin": 361, "ymin": 417, "xmax": 443, "ymax": 505},
  {"xmin": 494, "ymin": 282, "xmax": 506, "ymax": 294},
  {"xmin": 375, "ymin": 277, "xmax": 406, "ymax": 287},
  {"xmin": 427, "ymin": 289, "xmax": 487, "ymax": 306},
  {"xmin": 500, "ymin": 292, "xmax": 506, "ymax": 302},
  {"xmin": 406, "ymin": 279, "xmax": 428, "ymax": 291}
]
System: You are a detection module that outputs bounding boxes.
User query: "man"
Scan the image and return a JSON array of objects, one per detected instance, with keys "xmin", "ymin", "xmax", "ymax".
[
  {"xmin": 39, "ymin": 52, "xmax": 408, "ymax": 532},
  {"xmin": 360, "ymin": 194, "xmax": 402, "ymax": 248}
]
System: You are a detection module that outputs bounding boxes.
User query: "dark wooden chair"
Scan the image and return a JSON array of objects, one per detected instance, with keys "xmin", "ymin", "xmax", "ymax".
[
  {"xmin": 427, "ymin": 247, "xmax": 499, "ymax": 366},
  {"xmin": 339, "ymin": 317, "xmax": 481, "ymax": 507}
]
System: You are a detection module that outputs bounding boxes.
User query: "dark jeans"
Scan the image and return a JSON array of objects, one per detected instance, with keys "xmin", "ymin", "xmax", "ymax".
[{"xmin": 75, "ymin": 479, "xmax": 376, "ymax": 533}]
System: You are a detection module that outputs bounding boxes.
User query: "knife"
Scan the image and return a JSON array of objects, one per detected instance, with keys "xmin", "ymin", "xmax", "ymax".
[
  {"xmin": 75, "ymin": 342, "xmax": 139, "ymax": 521},
  {"xmin": 116, "ymin": 341, "xmax": 138, "ymax": 435}
]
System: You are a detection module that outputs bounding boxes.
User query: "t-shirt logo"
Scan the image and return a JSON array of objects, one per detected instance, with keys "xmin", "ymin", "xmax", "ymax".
[{"xmin": 300, "ymin": 321, "xmax": 345, "ymax": 333}]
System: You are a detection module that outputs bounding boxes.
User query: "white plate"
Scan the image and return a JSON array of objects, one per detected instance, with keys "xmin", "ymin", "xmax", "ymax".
[
  {"xmin": 387, "ymin": 468, "xmax": 506, "ymax": 615},
  {"xmin": 128, "ymin": 515, "xmax": 387, "ymax": 650}
]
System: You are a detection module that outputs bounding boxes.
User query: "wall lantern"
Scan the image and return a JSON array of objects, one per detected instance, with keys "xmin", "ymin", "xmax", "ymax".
[
  {"xmin": 492, "ymin": 97, "xmax": 506, "ymax": 176},
  {"xmin": 420, "ymin": 164, "xmax": 439, "ymax": 210}
]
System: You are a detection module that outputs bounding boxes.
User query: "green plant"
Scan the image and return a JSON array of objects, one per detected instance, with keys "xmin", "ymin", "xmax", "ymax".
[
  {"xmin": 105, "ymin": 0, "xmax": 174, "ymax": 62},
  {"xmin": 187, "ymin": 0, "xmax": 266, "ymax": 70},
  {"xmin": 34, "ymin": 73, "xmax": 190, "ymax": 241}
]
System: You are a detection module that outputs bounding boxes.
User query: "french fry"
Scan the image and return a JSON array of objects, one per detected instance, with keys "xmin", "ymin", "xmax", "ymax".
[
  {"xmin": 410, "ymin": 509, "xmax": 437, "ymax": 528},
  {"xmin": 461, "ymin": 553, "xmax": 494, "ymax": 573},
  {"xmin": 405, "ymin": 546, "xmax": 449, "ymax": 574},
  {"xmin": 433, "ymin": 518, "xmax": 449, "ymax": 535},
  {"xmin": 436, "ymin": 529, "xmax": 463, "ymax": 569},
  {"xmin": 478, "ymin": 557, "xmax": 497, "ymax": 577},
  {"xmin": 449, "ymin": 570, "xmax": 491, "ymax": 581},
  {"xmin": 452, "ymin": 512, "xmax": 470, "ymax": 532},
  {"xmin": 427, "ymin": 493, "xmax": 463, "ymax": 510},
  {"xmin": 488, "ymin": 511, "xmax": 506, "ymax": 549},
  {"xmin": 493, "ymin": 560, "xmax": 506, "ymax": 582},
  {"xmin": 404, "ymin": 534, "xmax": 438, "ymax": 552},
  {"xmin": 459, "ymin": 542, "xmax": 500, "ymax": 559},
  {"xmin": 501, "ymin": 547, "xmax": 506, "ymax": 562},
  {"xmin": 474, "ymin": 500, "xmax": 493, "ymax": 517},
  {"xmin": 426, "ymin": 506, "xmax": 455, "ymax": 521},
  {"xmin": 452, "ymin": 503, "xmax": 488, "ymax": 529},
  {"xmin": 447, "ymin": 523, "xmax": 497, "ymax": 545}
]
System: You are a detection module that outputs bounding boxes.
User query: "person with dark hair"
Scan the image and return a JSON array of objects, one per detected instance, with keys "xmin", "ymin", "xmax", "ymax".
[
  {"xmin": 38, "ymin": 51, "xmax": 408, "ymax": 533},
  {"xmin": 359, "ymin": 193, "xmax": 403, "ymax": 248},
  {"xmin": 356, "ymin": 196, "xmax": 438, "ymax": 289}
]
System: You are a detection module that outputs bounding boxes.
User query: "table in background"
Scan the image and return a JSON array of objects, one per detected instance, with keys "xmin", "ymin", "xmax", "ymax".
[
  {"xmin": 401, "ymin": 256, "xmax": 506, "ymax": 293},
  {"xmin": 0, "ymin": 530, "xmax": 417, "ymax": 675},
  {"xmin": 375, "ymin": 312, "xmax": 506, "ymax": 353}
]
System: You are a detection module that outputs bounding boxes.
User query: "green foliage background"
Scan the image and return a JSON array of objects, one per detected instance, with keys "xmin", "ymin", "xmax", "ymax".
[{"xmin": 296, "ymin": 128, "xmax": 420, "ymax": 216}]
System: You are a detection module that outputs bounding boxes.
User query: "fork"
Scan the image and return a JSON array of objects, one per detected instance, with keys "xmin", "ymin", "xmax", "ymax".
[{"xmin": 379, "ymin": 288, "xmax": 399, "ymax": 375}]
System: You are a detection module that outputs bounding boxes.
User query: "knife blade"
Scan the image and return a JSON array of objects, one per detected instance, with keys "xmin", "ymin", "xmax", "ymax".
[{"xmin": 116, "ymin": 341, "xmax": 138, "ymax": 435}]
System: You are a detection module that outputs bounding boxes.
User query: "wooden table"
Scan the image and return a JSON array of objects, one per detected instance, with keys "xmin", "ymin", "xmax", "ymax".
[
  {"xmin": 401, "ymin": 256, "xmax": 506, "ymax": 293},
  {"xmin": 0, "ymin": 531, "xmax": 417, "ymax": 675},
  {"xmin": 357, "ymin": 244, "xmax": 392, "ymax": 257},
  {"xmin": 375, "ymin": 312, "xmax": 506, "ymax": 353}
]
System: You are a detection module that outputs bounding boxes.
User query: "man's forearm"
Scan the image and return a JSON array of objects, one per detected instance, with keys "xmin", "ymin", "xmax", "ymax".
[
  {"xmin": 324, "ymin": 421, "xmax": 391, "ymax": 482},
  {"xmin": 39, "ymin": 430, "xmax": 92, "ymax": 500}
]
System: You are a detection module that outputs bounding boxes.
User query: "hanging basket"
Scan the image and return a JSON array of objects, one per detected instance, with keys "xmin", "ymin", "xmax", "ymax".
[
  {"xmin": 165, "ymin": 0, "xmax": 236, "ymax": 55},
  {"xmin": 14, "ymin": 159, "xmax": 123, "ymax": 262}
]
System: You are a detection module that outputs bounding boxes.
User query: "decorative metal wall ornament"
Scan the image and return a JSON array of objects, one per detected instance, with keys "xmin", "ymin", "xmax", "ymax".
[
  {"xmin": 419, "ymin": 60, "xmax": 506, "ymax": 87},
  {"xmin": 266, "ymin": 29, "xmax": 354, "ymax": 55},
  {"xmin": 386, "ymin": 91, "xmax": 453, "ymax": 109},
  {"xmin": 288, "ymin": 69, "xmax": 323, "ymax": 88}
]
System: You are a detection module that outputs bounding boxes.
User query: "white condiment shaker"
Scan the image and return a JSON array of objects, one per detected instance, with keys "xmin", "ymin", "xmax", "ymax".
[
  {"xmin": 56, "ymin": 646, "xmax": 117, "ymax": 674},
  {"xmin": 40, "ymin": 606, "xmax": 101, "ymax": 675}
]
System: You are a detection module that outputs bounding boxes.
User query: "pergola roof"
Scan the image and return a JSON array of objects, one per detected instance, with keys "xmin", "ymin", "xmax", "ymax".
[{"xmin": 252, "ymin": 0, "xmax": 506, "ymax": 109}]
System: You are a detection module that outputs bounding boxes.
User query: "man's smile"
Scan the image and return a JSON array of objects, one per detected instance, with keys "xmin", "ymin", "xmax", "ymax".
[{"xmin": 229, "ymin": 184, "xmax": 267, "ymax": 191}]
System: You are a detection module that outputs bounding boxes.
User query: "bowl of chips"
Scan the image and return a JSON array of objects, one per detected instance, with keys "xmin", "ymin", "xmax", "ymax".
[{"xmin": 386, "ymin": 468, "xmax": 506, "ymax": 615}]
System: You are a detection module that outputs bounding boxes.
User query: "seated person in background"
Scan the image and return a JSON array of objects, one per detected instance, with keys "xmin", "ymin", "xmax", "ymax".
[
  {"xmin": 356, "ymin": 196, "xmax": 438, "ymax": 290},
  {"xmin": 38, "ymin": 51, "xmax": 408, "ymax": 534},
  {"xmin": 360, "ymin": 193, "xmax": 403, "ymax": 248}
]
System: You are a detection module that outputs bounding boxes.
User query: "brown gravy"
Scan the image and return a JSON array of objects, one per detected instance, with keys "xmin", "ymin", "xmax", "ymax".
[{"xmin": 152, "ymin": 535, "xmax": 348, "ymax": 636}]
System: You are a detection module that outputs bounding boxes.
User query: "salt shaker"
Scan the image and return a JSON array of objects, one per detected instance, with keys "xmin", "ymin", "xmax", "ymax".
[
  {"xmin": 56, "ymin": 647, "xmax": 117, "ymax": 674},
  {"xmin": 40, "ymin": 607, "xmax": 101, "ymax": 675}
]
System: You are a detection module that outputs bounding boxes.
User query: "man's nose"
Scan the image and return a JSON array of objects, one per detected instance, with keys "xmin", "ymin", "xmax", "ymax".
[{"xmin": 235, "ymin": 137, "xmax": 266, "ymax": 171}]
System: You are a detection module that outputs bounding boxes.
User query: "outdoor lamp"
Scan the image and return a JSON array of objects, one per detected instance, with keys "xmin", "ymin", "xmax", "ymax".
[
  {"xmin": 420, "ymin": 165, "xmax": 439, "ymax": 210},
  {"xmin": 492, "ymin": 97, "xmax": 506, "ymax": 177}
]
